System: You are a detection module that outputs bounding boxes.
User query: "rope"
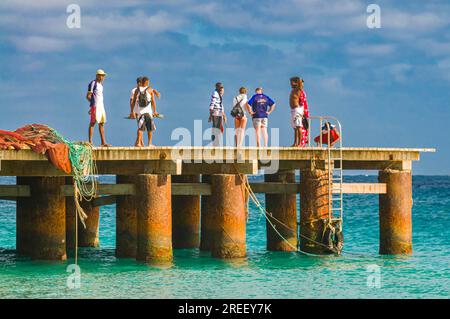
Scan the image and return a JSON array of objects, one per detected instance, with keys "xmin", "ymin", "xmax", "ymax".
[{"xmin": 233, "ymin": 168, "xmax": 332, "ymax": 256}]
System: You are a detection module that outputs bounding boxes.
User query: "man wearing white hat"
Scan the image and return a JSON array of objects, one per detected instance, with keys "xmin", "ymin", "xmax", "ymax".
[{"xmin": 86, "ymin": 69, "xmax": 110, "ymax": 146}]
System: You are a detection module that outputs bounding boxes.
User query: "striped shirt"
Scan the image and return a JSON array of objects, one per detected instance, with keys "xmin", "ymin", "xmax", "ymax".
[{"xmin": 209, "ymin": 90, "xmax": 224, "ymax": 116}]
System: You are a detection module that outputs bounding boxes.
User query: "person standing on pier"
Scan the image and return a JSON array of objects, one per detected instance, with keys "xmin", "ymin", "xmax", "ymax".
[
  {"xmin": 208, "ymin": 82, "xmax": 227, "ymax": 146},
  {"xmin": 128, "ymin": 77, "xmax": 161, "ymax": 120},
  {"xmin": 131, "ymin": 76, "xmax": 159, "ymax": 147},
  {"xmin": 230, "ymin": 87, "xmax": 248, "ymax": 147},
  {"xmin": 246, "ymin": 87, "xmax": 276, "ymax": 147},
  {"xmin": 289, "ymin": 77, "xmax": 309, "ymax": 147},
  {"xmin": 86, "ymin": 69, "xmax": 111, "ymax": 147}
]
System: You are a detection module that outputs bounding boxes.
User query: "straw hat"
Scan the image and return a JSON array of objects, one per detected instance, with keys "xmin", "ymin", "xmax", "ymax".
[{"xmin": 96, "ymin": 69, "xmax": 107, "ymax": 76}]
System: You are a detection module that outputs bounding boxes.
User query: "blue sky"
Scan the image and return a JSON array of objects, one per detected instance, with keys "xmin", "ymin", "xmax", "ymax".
[{"xmin": 0, "ymin": 0, "xmax": 448, "ymax": 174}]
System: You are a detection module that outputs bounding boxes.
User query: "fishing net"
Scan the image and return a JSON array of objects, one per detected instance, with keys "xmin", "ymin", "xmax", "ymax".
[{"xmin": 0, "ymin": 124, "xmax": 97, "ymax": 226}]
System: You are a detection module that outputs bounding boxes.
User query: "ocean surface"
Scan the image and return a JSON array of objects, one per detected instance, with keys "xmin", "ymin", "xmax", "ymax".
[{"xmin": 0, "ymin": 175, "xmax": 448, "ymax": 299}]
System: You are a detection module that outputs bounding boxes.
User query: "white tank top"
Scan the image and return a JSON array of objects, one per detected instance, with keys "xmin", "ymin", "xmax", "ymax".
[{"xmin": 135, "ymin": 86, "xmax": 153, "ymax": 116}]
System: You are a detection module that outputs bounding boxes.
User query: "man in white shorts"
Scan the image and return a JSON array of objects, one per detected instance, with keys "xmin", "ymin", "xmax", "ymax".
[
  {"xmin": 289, "ymin": 76, "xmax": 308, "ymax": 147},
  {"xmin": 86, "ymin": 69, "xmax": 110, "ymax": 146}
]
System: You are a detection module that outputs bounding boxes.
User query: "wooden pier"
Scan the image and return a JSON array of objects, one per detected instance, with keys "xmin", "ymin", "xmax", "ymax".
[{"xmin": 0, "ymin": 147, "xmax": 435, "ymax": 262}]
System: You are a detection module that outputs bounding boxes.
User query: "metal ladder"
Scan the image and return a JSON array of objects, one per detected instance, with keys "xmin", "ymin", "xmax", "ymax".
[{"xmin": 307, "ymin": 116, "xmax": 344, "ymax": 233}]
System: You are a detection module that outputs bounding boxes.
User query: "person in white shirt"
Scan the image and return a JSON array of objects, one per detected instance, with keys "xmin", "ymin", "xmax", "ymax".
[
  {"xmin": 86, "ymin": 69, "xmax": 110, "ymax": 146},
  {"xmin": 230, "ymin": 87, "xmax": 248, "ymax": 147},
  {"xmin": 128, "ymin": 77, "xmax": 161, "ymax": 119},
  {"xmin": 130, "ymin": 76, "xmax": 159, "ymax": 147},
  {"xmin": 208, "ymin": 82, "xmax": 227, "ymax": 146}
]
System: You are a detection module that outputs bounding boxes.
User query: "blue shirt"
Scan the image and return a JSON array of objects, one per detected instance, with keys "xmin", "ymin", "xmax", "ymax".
[{"xmin": 248, "ymin": 94, "xmax": 275, "ymax": 118}]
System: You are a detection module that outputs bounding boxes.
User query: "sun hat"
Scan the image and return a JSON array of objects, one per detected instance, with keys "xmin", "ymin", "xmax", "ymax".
[{"xmin": 96, "ymin": 69, "xmax": 107, "ymax": 76}]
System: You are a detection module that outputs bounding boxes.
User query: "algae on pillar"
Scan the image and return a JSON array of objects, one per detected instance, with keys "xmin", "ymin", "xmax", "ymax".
[{"xmin": 299, "ymin": 169, "xmax": 333, "ymax": 255}]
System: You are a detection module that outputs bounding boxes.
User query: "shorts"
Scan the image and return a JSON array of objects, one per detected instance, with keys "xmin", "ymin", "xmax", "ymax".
[
  {"xmin": 211, "ymin": 115, "xmax": 223, "ymax": 130},
  {"xmin": 291, "ymin": 107, "xmax": 304, "ymax": 129},
  {"xmin": 137, "ymin": 113, "xmax": 156, "ymax": 132},
  {"xmin": 90, "ymin": 105, "xmax": 106, "ymax": 124},
  {"xmin": 252, "ymin": 117, "xmax": 268, "ymax": 128}
]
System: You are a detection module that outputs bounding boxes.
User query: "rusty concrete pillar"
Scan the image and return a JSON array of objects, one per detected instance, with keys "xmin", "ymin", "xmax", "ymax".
[
  {"xmin": 136, "ymin": 174, "xmax": 172, "ymax": 264},
  {"xmin": 264, "ymin": 170, "xmax": 298, "ymax": 251},
  {"xmin": 172, "ymin": 175, "xmax": 201, "ymax": 249},
  {"xmin": 77, "ymin": 200, "xmax": 100, "ymax": 248},
  {"xmin": 66, "ymin": 178, "xmax": 99, "ymax": 249},
  {"xmin": 378, "ymin": 169, "xmax": 413, "ymax": 255},
  {"xmin": 116, "ymin": 175, "xmax": 138, "ymax": 258},
  {"xmin": 66, "ymin": 196, "xmax": 76, "ymax": 251},
  {"xmin": 16, "ymin": 177, "xmax": 34, "ymax": 256},
  {"xmin": 16, "ymin": 176, "xmax": 67, "ymax": 260},
  {"xmin": 210, "ymin": 174, "xmax": 246, "ymax": 258},
  {"xmin": 300, "ymin": 169, "xmax": 332, "ymax": 254},
  {"xmin": 200, "ymin": 175, "xmax": 212, "ymax": 251}
]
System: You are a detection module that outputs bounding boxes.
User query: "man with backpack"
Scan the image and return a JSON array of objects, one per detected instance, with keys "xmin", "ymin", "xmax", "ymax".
[
  {"xmin": 131, "ymin": 76, "xmax": 159, "ymax": 147},
  {"xmin": 86, "ymin": 69, "xmax": 110, "ymax": 147}
]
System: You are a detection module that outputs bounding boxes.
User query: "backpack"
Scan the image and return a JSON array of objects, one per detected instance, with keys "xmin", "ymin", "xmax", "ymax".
[
  {"xmin": 88, "ymin": 80, "xmax": 97, "ymax": 105},
  {"xmin": 230, "ymin": 97, "xmax": 244, "ymax": 118},
  {"xmin": 137, "ymin": 87, "xmax": 150, "ymax": 108}
]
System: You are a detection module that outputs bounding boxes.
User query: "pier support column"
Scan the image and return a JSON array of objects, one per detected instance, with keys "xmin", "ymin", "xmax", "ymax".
[
  {"xmin": 200, "ymin": 175, "xmax": 212, "ymax": 251},
  {"xmin": 77, "ymin": 200, "xmax": 100, "ymax": 248},
  {"xmin": 16, "ymin": 176, "xmax": 67, "ymax": 260},
  {"xmin": 264, "ymin": 170, "xmax": 298, "ymax": 251},
  {"xmin": 116, "ymin": 175, "xmax": 138, "ymax": 258},
  {"xmin": 65, "ymin": 177, "xmax": 76, "ymax": 251},
  {"xmin": 210, "ymin": 174, "xmax": 246, "ymax": 258},
  {"xmin": 136, "ymin": 174, "xmax": 172, "ymax": 264},
  {"xmin": 300, "ymin": 169, "xmax": 332, "ymax": 254},
  {"xmin": 172, "ymin": 175, "xmax": 201, "ymax": 249},
  {"xmin": 66, "ymin": 178, "xmax": 100, "ymax": 249},
  {"xmin": 378, "ymin": 169, "xmax": 413, "ymax": 255}
]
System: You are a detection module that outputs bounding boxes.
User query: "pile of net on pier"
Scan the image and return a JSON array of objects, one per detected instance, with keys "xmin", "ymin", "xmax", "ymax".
[
  {"xmin": 0, "ymin": 124, "xmax": 75, "ymax": 173},
  {"xmin": 0, "ymin": 124, "xmax": 97, "ymax": 225},
  {"xmin": 0, "ymin": 124, "xmax": 96, "ymax": 191}
]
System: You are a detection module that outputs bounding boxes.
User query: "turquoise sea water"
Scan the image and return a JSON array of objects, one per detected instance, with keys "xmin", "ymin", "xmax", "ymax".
[{"xmin": 0, "ymin": 176, "xmax": 449, "ymax": 299}]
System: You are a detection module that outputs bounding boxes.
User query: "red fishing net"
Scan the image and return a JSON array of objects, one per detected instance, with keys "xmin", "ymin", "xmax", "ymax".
[{"xmin": 0, "ymin": 124, "xmax": 72, "ymax": 174}]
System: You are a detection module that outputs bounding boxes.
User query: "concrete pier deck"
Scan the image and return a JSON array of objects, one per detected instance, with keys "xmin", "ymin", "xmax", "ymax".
[{"xmin": 0, "ymin": 147, "xmax": 435, "ymax": 176}]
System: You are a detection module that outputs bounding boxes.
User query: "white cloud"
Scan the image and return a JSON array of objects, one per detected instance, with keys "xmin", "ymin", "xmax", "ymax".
[
  {"xmin": 347, "ymin": 43, "xmax": 396, "ymax": 56},
  {"xmin": 10, "ymin": 36, "xmax": 69, "ymax": 52}
]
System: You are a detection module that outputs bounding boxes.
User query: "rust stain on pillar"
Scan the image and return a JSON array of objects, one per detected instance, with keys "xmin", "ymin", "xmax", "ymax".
[
  {"xmin": 17, "ymin": 176, "xmax": 67, "ymax": 260},
  {"xmin": 116, "ymin": 175, "xmax": 138, "ymax": 258},
  {"xmin": 172, "ymin": 175, "xmax": 201, "ymax": 249},
  {"xmin": 210, "ymin": 174, "xmax": 246, "ymax": 259},
  {"xmin": 378, "ymin": 169, "xmax": 413, "ymax": 255},
  {"xmin": 136, "ymin": 174, "xmax": 172, "ymax": 264},
  {"xmin": 265, "ymin": 170, "xmax": 298, "ymax": 251},
  {"xmin": 200, "ymin": 175, "xmax": 212, "ymax": 251},
  {"xmin": 300, "ymin": 169, "xmax": 332, "ymax": 254}
]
